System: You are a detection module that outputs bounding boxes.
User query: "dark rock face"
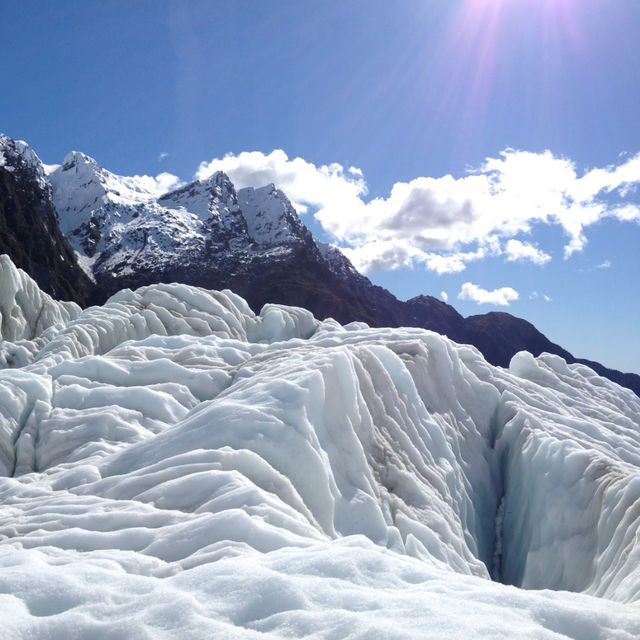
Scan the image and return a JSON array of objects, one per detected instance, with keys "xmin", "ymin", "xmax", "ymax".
[
  {"xmin": 235, "ymin": 247, "xmax": 407, "ymax": 328},
  {"xmin": 403, "ymin": 295, "xmax": 467, "ymax": 341},
  {"xmin": 0, "ymin": 137, "xmax": 97, "ymax": 306}
]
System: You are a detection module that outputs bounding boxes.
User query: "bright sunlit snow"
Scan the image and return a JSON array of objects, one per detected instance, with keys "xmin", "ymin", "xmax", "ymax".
[{"xmin": 0, "ymin": 256, "xmax": 639, "ymax": 638}]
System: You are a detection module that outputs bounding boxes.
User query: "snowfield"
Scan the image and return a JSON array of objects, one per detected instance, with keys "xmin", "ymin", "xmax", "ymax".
[{"xmin": 0, "ymin": 255, "xmax": 639, "ymax": 638}]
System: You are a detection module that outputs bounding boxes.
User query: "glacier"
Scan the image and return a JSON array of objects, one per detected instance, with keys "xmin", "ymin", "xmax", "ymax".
[{"xmin": 0, "ymin": 256, "xmax": 639, "ymax": 638}]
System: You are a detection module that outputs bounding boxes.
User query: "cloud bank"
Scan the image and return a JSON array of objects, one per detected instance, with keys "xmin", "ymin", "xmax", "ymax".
[{"xmin": 197, "ymin": 149, "xmax": 640, "ymax": 275}]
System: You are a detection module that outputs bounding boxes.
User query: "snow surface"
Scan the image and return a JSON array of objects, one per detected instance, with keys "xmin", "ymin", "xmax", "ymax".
[
  {"xmin": 47, "ymin": 152, "xmax": 209, "ymax": 276},
  {"xmin": 1, "ymin": 256, "xmax": 640, "ymax": 638}
]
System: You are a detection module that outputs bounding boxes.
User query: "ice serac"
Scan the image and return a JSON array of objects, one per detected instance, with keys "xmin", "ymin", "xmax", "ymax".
[
  {"xmin": 0, "ymin": 256, "xmax": 639, "ymax": 638},
  {"xmin": 0, "ymin": 256, "xmax": 80, "ymax": 343}
]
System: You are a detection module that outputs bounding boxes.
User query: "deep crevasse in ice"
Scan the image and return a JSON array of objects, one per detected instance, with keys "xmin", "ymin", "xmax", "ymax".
[{"xmin": 0, "ymin": 256, "xmax": 639, "ymax": 639}]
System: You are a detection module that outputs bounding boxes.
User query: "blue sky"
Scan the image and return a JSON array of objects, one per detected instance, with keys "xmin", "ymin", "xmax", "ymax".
[{"xmin": 2, "ymin": 0, "xmax": 639, "ymax": 373}]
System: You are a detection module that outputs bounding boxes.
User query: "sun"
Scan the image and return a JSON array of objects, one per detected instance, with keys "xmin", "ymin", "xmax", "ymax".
[{"xmin": 427, "ymin": 0, "xmax": 586, "ymax": 138}]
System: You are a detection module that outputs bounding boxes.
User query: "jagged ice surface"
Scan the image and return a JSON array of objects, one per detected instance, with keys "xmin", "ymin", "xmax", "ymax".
[{"xmin": 0, "ymin": 258, "xmax": 639, "ymax": 638}]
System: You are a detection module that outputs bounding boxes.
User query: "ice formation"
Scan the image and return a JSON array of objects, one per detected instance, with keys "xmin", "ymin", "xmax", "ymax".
[{"xmin": 0, "ymin": 256, "xmax": 639, "ymax": 638}]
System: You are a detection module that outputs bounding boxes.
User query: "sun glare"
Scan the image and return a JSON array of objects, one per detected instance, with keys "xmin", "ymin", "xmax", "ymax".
[{"xmin": 428, "ymin": 0, "xmax": 586, "ymax": 151}]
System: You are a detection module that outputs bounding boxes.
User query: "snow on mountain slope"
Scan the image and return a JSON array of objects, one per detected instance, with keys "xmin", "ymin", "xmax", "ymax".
[
  {"xmin": 0, "ymin": 135, "xmax": 50, "ymax": 193},
  {"xmin": 47, "ymin": 153, "xmax": 328, "ymax": 287},
  {"xmin": 237, "ymin": 184, "xmax": 310, "ymax": 247},
  {"xmin": 159, "ymin": 171, "xmax": 250, "ymax": 250},
  {"xmin": 315, "ymin": 239, "xmax": 370, "ymax": 282},
  {"xmin": 0, "ymin": 257, "xmax": 639, "ymax": 638},
  {"xmin": 48, "ymin": 152, "xmax": 207, "ymax": 277}
]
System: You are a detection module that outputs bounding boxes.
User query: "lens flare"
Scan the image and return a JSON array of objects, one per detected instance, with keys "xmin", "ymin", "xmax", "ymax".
[{"xmin": 429, "ymin": 0, "xmax": 586, "ymax": 152}]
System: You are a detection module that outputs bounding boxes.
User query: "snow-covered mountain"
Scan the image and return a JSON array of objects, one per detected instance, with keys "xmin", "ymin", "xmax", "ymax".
[
  {"xmin": 0, "ymin": 256, "xmax": 639, "ymax": 638},
  {"xmin": 46, "ymin": 150, "xmax": 335, "ymax": 291}
]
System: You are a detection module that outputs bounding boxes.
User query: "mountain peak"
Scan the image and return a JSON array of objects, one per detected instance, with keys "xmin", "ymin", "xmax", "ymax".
[
  {"xmin": 60, "ymin": 150, "xmax": 99, "ymax": 171},
  {"xmin": 237, "ymin": 183, "xmax": 308, "ymax": 247},
  {"xmin": 199, "ymin": 169, "xmax": 232, "ymax": 187},
  {"xmin": 0, "ymin": 138, "xmax": 96, "ymax": 305},
  {"xmin": 0, "ymin": 134, "xmax": 49, "ymax": 192}
]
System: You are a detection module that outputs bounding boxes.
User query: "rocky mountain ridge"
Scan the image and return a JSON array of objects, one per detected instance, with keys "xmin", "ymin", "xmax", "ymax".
[
  {"xmin": 2, "ymin": 134, "xmax": 638, "ymax": 396},
  {"xmin": 0, "ymin": 135, "xmax": 95, "ymax": 305}
]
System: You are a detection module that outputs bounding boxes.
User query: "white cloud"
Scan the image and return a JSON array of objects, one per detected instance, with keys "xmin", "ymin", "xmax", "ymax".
[
  {"xmin": 504, "ymin": 239, "xmax": 551, "ymax": 265},
  {"xmin": 457, "ymin": 282, "xmax": 519, "ymax": 306},
  {"xmin": 340, "ymin": 241, "xmax": 419, "ymax": 273},
  {"xmin": 580, "ymin": 259, "xmax": 614, "ymax": 273},
  {"xmin": 423, "ymin": 247, "xmax": 489, "ymax": 274},
  {"xmin": 341, "ymin": 240, "xmax": 416, "ymax": 274},
  {"xmin": 154, "ymin": 172, "xmax": 182, "ymax": 193},
  {"xmin": 195, "ymin": 148, "xmax": 640, "ymax": 275},
  {"xmin": 197, "ymin": 150, "xmax": 366, "ymax": 215},
  {"xmin": 441, "ymin": 290, "xmax": 449, "ymax": 302},
  {"xmin": 158, "ymin": 152, "xmax": 169, "ymax": 162},
  {"xmin": 529, "ymin": 291, "xmax": 552, "ymax": 302},
  {"xmin": 342, "ymin": 242, "xmax": 495, "ymax": 275}
]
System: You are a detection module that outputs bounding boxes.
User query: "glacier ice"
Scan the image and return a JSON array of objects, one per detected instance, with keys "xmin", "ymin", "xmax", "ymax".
[
  {"xmin": 0, "ymin": 255, "xmax": 81, "ymax": 344},
  {"xmin": 0, "ymin": 256, "xmax": 639, "ymax": 638}
]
